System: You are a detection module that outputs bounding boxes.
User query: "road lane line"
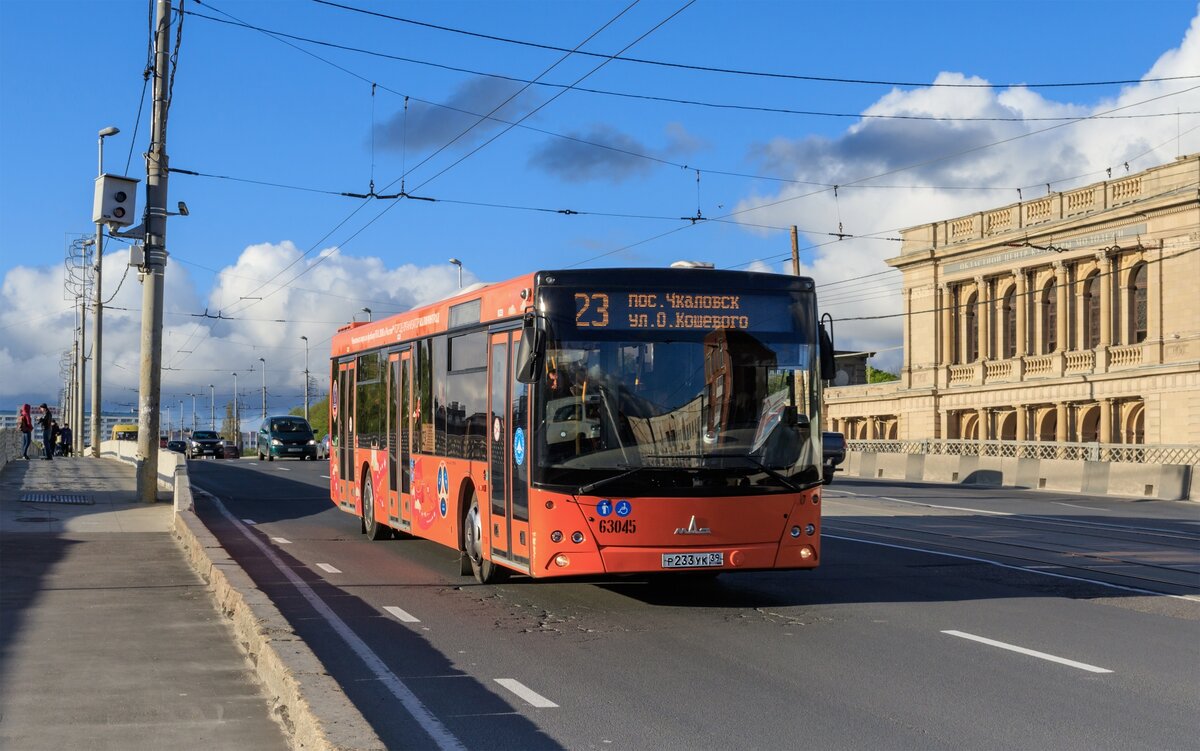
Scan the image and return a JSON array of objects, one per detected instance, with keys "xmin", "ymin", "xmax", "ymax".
[
  {"xmin": 316, "ymin": 563, "xmax": 342, "ymax": 574},
  {"xmin": 494, "ymin": 679, "xmax": 558, "ymax": 708},
  {"xmin": 277, "ymin": 467, "xmax": 290, "ymax": 471},
  {"xmin": 822, "ymin": 533, "xmax": 1200, "ymax": 602},
  {"xmin": 204, "ymin": 494, "xmax": 466, "ymax": 750},
  {"xmin": 241, "ymin": 519, "xmax": 257, "ymax": 525},
  {"xmin": 271, "ymin": 537, "xmax": 292, "ymax": 544},
  {"xmin": 320, "ymin": 475, "xmax": 330, "ymax": 479},
  {"xmin": 1053, "ymin": 501, "xmax": 1101, "ymax": 511},
  {"xmin": 942, "ymin": 630, "xmax": 1113, "ymax": 673},
  {"xmin": 384, "ymin": 606, "xmax": 420, "ymax": 623}
]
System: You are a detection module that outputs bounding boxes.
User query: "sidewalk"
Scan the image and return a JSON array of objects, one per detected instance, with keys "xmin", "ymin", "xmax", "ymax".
[{"xmin": 0, "ymin": 455, "xmax": 288, "ymax": 751}]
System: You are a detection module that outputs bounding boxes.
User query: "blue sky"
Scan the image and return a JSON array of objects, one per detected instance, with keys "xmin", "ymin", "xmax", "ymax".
[{"xmin": 2, "ymin": 0, "xmax": 1198, "ymax": 419}]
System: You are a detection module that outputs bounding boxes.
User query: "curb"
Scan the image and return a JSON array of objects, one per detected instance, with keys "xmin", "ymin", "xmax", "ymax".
[{"xmin": 174, "ymin": 496, "xmax": 386, "ymax": 751}]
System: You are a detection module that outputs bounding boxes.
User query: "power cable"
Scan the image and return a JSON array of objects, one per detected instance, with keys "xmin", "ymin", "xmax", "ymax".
[
  {"xmin": 310, "ymin": 0, "xmax": 1200, "ymax": 90},
  {"xmin": 183, "ymin": 8, "xmax": 1198, "ymax": 123}
]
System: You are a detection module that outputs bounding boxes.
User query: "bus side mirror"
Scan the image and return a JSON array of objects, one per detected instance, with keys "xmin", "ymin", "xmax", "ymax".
[
  {"xmin": 515, "ymin": 314, "xmax": 545, "ymax": 384},
  {"xmin": 819, "ymin": 314, "xmax": 836, "ymax": 379}
]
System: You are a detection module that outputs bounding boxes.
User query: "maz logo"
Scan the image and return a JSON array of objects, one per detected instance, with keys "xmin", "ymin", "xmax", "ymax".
[{"xmin": 674, "ymin": 515, "xmax": 712, "ymax": 535}]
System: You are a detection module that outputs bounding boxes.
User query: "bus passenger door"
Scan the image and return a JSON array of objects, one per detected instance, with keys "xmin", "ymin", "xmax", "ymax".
[
  {"xmin": 387, "ymin": 352, "xmax": 400, "ymax": 526},
  {"xmin": 487, "ymin": 330, "xmax": 530, "ymax": 571},
  {"xmin": 336, "ymin": 360, "xmax": 356, "ymax": 509},
  {"xmin": 397, "ymin": 349, "xmax": 412, "ymax": 532}
]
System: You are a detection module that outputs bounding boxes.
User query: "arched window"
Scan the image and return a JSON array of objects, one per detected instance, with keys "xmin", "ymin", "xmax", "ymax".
[
  {"xmin": 964, "ymin": 292, "xmax": 978, "ymax": 362},
  {"xmin": 1130, "ymin": 263, "xmax": 1147, "ymax": 343},
  {"xmin": 1083, "ymin": 273, "xmax": 1101, "ymax": 350},
  {"xmin": 1041, "ymin": 280, "xmax": 1057, "ymax": 354},
  {"xmin": 1002, "ymin": 288, "xmax": 1016, "ymax": 358}
]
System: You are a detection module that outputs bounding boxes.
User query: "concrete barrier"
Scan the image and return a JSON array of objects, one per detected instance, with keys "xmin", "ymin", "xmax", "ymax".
[{"xmin": 845, "ymin": 450, "xmax": 1194, "ymax": 500}]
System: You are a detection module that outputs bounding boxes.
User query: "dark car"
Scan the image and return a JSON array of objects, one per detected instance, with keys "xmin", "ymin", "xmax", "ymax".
[
  {"xmin": 166, "ymin": 440, "xmax": 187, "ymax": 454},
  {"xmin": 822, "ymin": 431, "xmax": 847, "ymax": 484},
  {"xmin": 187, "ymin": 430, "xmax": 224, "ymax": 459},
  {"xmin": 220, "ymin": 440, "xmax": 240, "ymax": 459},
  {"xmin": 257, "ymin": 416, "xmax": 318, "ymax": 461}
]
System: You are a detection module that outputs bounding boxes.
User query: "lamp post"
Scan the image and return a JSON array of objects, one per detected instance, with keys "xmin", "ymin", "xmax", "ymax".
[
  {"xmin": 449, "ymin": 258, "xmax": 463, "ymax": 288},
  {"xmin": 232, "ymin": 372, "xmax": 238, "ymax": 447},
  {"xmin": 362, "ymin": 307, "xmax": 372, "ymax": 322},
  {"xmin": 91, "ymin": 125, "xmax": 119, "ymax": 457},
  {"xmin": 259, "ymin": 357, "xmax": 266, "ymax": 419},
  {"xmin": 190, "ymin": 394, "xmax": 196, "ymax": 432},
  {"xmin": 300, "ymin": 335, "xmax": 310, "ymax": 422},
  {"xmin": 209, "ymin": 384, "xmax": 214, "ymax": 429}
]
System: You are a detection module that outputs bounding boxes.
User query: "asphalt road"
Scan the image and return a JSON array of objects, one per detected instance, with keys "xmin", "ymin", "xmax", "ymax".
[{"xmin": 188, "ymin": 458, "xmax": 1200, "ymax": 751}]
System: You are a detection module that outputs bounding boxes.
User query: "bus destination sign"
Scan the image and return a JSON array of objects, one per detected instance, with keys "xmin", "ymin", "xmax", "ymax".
[{"xmin": 570, "ymin": 290, "xmax": 794, "ymax": 332}]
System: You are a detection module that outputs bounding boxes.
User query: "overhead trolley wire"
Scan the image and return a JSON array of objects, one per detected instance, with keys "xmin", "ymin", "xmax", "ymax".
[{"xmin": 310, "ymin": 0, "xmax": 1200, "ymax": 90}]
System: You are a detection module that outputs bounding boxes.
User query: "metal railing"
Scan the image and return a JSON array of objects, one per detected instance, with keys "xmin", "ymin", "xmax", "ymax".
[{"xmin": 846, "ymin": 438, "xmax": 1200, "ymax": 465}]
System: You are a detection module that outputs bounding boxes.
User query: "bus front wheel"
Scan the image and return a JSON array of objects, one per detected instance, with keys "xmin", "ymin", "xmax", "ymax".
[
  {"xmin": 463, "ymin": 491, "xmax": 506, "ymax": 584},
  {"xmin": 361, "ymin": 476, "xmax": 388, "ymax": 541}
]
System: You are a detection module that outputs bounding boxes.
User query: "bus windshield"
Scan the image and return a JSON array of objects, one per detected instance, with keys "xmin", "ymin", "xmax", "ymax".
[{"xmin": 534, "ymin": 284, "xmax": 822, "ymax": 495}]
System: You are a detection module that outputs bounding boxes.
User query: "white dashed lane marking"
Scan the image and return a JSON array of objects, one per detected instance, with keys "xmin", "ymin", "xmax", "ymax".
[
  {"xmin": 241, "ymin": 519, "xmax": 256, "ymax": 525},
  {"xmin": 271, "ymin": 537, "xmax": 292, "ymax": 544},
  {"xmin": 316, "ymin": 563, "xmax": 342, "ymax": 574},
  {"xmin": 384, "ymin": 606, "xmax": 421, "ymax": 623},
  {"xmin": 494, "ymin": 679, "xmax": 558, "ymax": 708},
  {"xmin": 942, "ymin": 630, "xmax": 1113, "ymax": 673}
]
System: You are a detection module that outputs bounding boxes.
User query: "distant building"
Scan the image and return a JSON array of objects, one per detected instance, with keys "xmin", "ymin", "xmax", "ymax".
[{"xmin": 825, "ymin": 154, "xmax": 1200, "ymax": 445}]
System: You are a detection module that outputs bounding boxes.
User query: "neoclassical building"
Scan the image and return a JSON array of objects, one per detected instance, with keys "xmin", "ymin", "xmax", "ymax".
[{"xmin": 826, "ymin": 154, "xmax": 1200, "ymax": 447}]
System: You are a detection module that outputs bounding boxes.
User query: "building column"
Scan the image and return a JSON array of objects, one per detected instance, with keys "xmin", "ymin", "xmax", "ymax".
[
  {"xmin": 1015, "ymin": 404, "xmax": 1026, "ymax": 442},
  {"xmin": 1097, "ymin": 251, "xmax": 1112, "ymax": 347},
  {"xmin": 940, "ymin": 284, "xmax": 954, "ymax": 366},
  {"xmin": 1055, "ymin": 401, "xmax": 1068, "ymax": 442},
  {"xmin": 975, "ymin": 276, "xmax": 990, "ymax": 360},
  {"xmin": 1054, "ymin": 261, "xmax": 1068, "ymax": 352},
  {"xmin": 977, "ymin": 407, "xmax": 988, "ymax": 440},
  {"xmin": 1099, "ymin": 398, "xmax": 1113, "ymax": 444},
  {"xmin": 1014, "ymin": 270, "xmax": 1027, "ymax": 357}
]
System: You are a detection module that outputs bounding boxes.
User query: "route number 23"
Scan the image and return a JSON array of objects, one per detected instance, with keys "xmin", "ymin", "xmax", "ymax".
[{"xmin": 575, "ymin": 293, "xmax": 610, "ymax": 328}]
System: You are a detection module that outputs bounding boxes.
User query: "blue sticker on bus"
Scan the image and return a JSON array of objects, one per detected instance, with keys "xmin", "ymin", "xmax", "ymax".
[
  {"xmin": 615, "ymin": 500, "xmax": 632, "ymax": 517},
  {"xmin": 596, "ymin": 499, "xmax": 613, "ymax": 517},
  {"xmin": 513, "ymin": 428, "xmax": 526, "ymax": 466}
]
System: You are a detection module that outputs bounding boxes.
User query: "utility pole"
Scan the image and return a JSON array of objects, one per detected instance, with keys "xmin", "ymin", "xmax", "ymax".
[
  {"xmin": 77, "ymin": 248, "xmax": 88, "ymax": 446},
  {"xmin": 259, "ymin": 357, "xmax": 266, "ymax": 419},
  {"xmin": 790, "ymin": 225, "xmax": 800, "ymax": 276},
  {"xmin": 209, "ymin": 384, "xmax": 214, "ymax": 429},
  {"xmin": 300, "ymin": 336, "xmax": 309, "ymax": 421},
  {"xmin": 92, "ymin": 126, "xmax": 119, "ymax": 456},
  {"xmin": 135, "ymin": 0, "xmax": 172, "ymax": 502}
]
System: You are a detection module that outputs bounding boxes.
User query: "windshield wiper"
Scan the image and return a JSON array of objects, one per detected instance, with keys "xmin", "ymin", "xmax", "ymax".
[
  {"xmin": 643, "ymin": 453, "xmax": 803, "ymax": 492},
  {"xmin": 577, "ymin": 465, "xmax": 652, "ymax": 496}
]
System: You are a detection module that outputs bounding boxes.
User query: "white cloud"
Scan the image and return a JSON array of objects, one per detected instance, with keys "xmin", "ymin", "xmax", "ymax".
[
  {"xmin": 0, "ymin": 240, "xmax": 469, "ymax": 414},
  {"xmin": 733, "ymin": 12, "xmax": 1200, "ymax": 373}
]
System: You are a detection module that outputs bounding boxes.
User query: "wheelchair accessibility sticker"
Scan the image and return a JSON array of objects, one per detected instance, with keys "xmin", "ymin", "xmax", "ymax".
[
  {"xmin": 513, "ymin": 428, "xmax": 526, "ymax": 466},
  {"xmin": 437, "ymin": 461, "xmax": 449, "ymax": 518}
]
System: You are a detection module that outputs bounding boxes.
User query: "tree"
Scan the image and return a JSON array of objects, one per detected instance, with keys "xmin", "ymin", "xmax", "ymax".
[
  {"xmin": 291, "ymin": 395, "xmax": 329, "ymax": 438},
  {"xmin": 867, "ymin": 365, "xmax": 899, "ymax": 383},
  {"xmin": 220, "ymin": 401, "xmax": 237, "ymax": 442}
]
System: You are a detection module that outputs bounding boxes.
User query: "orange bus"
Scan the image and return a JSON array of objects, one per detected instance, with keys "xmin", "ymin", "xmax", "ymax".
[{"xmin": 329, "ymin": 267, "xmax": 834, "ymax": 583}]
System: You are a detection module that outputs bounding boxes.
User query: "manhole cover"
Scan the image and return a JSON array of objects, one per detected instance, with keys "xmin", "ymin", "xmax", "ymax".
[{"xmin": 19, "ymin": 493, "xmax": 93, "ymax": 505}]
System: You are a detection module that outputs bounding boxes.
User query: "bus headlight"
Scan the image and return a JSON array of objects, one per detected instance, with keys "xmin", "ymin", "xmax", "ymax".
[
  {"xmin": 790, "ymin": 526, "xmax": 801, "ymax": 538},
  {"xmin": 554, "ymin": 554, "xmax": 570, "ymax": 567},
  {"xmin": 805, "ymin": 524, "xmax": 816, "ymax": 536},
  {"xmin": 571, "ymin": 531, "xmax": 585, "ymax": 544},
  {"xmin": 550, "ymin": 530, "xmax": 563, "ymax": 543}
]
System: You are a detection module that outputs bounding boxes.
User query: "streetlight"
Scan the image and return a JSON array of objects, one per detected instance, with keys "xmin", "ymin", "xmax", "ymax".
[
  {"xmin": 449, "ymin": 258, "xmax": 463, "ymax": 288},
  {"xmin": 300, "ymin": 335, "xmax": 310, "ymax": 422},
  {"xmin": 361, "ymin": 307, "xmax": 372, "ymax": 322},
  {"xmin": 259, "ymin": 357, "xmax": 266, "ymax": 419},
  {"xmin": 92, "ymin": 125, "xmax": 120, "ymax": 458},
  {"xmin": 209, "ymin": 384, "xmax": 215, "ymax": 430},
  {"xmin": 232, "ymin": 372, "xmax": 239, "ymax": 447}
]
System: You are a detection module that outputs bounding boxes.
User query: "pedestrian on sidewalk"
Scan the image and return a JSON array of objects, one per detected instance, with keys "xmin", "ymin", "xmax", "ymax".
[
  {"xmin": 36, "ymin": 403, "xmax": 54, "ymax": 461},
  {"xmin": 59, "ymin": 423, "xmax": 73, "ymax": 457},
  {"xmin": 18, "ymin": 403, "xmax": 33, "ymax": 460}
]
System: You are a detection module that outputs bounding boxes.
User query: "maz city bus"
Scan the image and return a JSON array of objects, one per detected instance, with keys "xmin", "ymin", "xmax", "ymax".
[{"xmin": 328, "ymin": 267, "xmax": 834, "ymax": 583}]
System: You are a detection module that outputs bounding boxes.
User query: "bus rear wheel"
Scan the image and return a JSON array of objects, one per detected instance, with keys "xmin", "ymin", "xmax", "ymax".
[
  {"xmin": 463, "ymin": 491, "xmax": 506, "ymax": 584},
  {"xmin": 361, "ymin": 476, "xmax": 388, "ymax": 541}
]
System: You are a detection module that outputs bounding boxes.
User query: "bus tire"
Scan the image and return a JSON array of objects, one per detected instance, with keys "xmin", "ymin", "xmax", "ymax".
[
  {"xmin": 361, "ymin": 474, "xmax": 388, "ymax": 541},
  {"xmin": 463, "ymin": 490, "xmax": 506, "ymax": 584}
]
